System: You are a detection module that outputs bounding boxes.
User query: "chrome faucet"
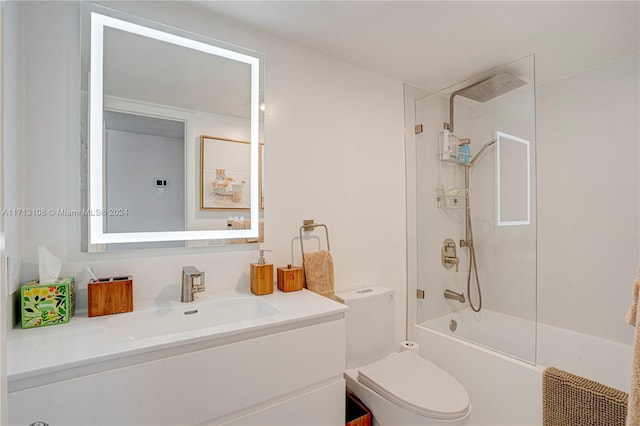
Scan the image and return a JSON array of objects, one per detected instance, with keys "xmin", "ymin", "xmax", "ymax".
[
  {"xmin": 444, "ymin": 289, "xmax": 465, "ymax": 303},
  {"xmin": 181, "ymin": 266, "xmax": 205, "ymax": 302}
]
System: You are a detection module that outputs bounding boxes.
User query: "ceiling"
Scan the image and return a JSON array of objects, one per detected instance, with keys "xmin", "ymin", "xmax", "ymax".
[{"xmin": 193, "ymin": 1, "xmax": 639, "ymax": 91}]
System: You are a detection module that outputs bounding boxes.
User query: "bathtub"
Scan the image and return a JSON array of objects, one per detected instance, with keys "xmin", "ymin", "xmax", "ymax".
[
  {"xmin": 413, "ymin": 308, "xmax": 632, "ymax": 425},
  {"xmin": 422, "ymin": 308, "xmax": 536, "ymax": 363}
]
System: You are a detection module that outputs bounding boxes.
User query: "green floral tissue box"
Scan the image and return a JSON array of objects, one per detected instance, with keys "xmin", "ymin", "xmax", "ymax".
[{"xmin": 21, "ymin": 277, "xmax": 75, "ymax": 329}]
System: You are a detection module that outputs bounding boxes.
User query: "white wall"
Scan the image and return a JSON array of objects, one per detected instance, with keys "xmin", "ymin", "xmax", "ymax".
[
  {"xmin": 105, "ymin": 129, "xmax": 185, "ymax": 235},
  {"xmin": 537, "ymin": 54, "xmax": 639, "ymax": 344},
  {"xmin": 0, "ymin": 1, "xmax": 8, "ymax": 422},
  {"xmin": 2, "ymin": 0, "xmax": 24, "ymax": 332},
  {"xmin": 6, "ymin": 2, "xmax": 406, "ymax": 341},
  {"xmin": 2, "ymin": 0, "xmax": 22, "ymax": 261}
]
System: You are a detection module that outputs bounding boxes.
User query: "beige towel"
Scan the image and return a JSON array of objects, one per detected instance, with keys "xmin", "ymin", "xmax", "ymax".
[
  {"xmin": 230, "ymin": 219, "xmax": 264, "ymax": 244},
  {"xmin": 627, "ymin": 276, "xmax": 640, "ymax": 326},
  {"xmin": 303, "ymin": 250, "xmax": 334, "ymax": 299},
  {"xmin": 627, "ymin": 263, "xmax": 640, "ymax": 426}
]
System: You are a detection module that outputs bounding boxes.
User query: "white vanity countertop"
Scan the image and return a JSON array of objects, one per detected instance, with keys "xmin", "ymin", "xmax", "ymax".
[{"xmin": 8, "ymin": 289, "xmax": 347, "ymax": 384}]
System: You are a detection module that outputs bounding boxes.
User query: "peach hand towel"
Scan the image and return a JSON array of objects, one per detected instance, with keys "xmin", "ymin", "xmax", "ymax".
[
  {"xmin": 230, "ymin": 219, "xmax": 264, "ymax": 244},
  {"xmin": 303, "ymin": 250, "xmax": 335, "ymax": 299},
  {"xmin": 626, "ymin": 263, "xmax": 640, "ymax": 426},
  {"xmin": 627, "ymin": 275, "xmax": 640, "ymax": 326}
]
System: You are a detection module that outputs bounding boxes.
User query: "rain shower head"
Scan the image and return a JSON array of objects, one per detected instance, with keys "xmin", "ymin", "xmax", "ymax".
[
  {"xmin": 448, "ymin": 72, "xmax": 527, "ymax": 132},
  {"xmin": 455, "ymin": 73, "xmax": 527, "ymax": 103}
]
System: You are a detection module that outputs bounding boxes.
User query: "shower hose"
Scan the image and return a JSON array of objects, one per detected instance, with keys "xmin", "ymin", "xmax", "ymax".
[{"xmin": 465, "ymin": 203, "xmax": 483, "ymax": 313}]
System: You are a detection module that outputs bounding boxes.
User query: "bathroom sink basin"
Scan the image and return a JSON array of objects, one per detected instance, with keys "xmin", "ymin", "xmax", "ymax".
[{"xmin": 104, "ymin": 296, "xmax": 280, "ymax": 342}]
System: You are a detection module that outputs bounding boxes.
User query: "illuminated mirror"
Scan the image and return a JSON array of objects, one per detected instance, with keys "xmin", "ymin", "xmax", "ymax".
[
  {"xmin": 496, "ymin": 131, "xmax": 530, "ymax": 226},
  {"xmin": 84, "ymin": 7, "xmax": 262, "ymax": 247}
]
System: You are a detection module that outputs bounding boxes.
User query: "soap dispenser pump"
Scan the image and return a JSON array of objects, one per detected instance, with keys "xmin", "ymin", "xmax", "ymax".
[{"xmin": 251, "ymin": 249, "xmax": 274, "ymax": 295}]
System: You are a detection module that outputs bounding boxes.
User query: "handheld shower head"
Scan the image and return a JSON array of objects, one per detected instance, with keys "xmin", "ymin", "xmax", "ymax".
[
  {"xmin": 466, "ymin": 139, "xmax": 496, "ymax": 168},
  {"xmin": 448, "ymin": 72, "xmax": 527, "ymax": 132}
]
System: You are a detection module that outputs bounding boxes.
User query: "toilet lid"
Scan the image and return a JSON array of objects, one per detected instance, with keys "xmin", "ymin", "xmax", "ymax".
[{"xmin": 357, "ymin": 351, "xmax": 470, "ymax": 420}]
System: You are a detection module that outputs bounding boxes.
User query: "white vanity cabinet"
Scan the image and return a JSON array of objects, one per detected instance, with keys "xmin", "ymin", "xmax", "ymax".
[{"xmin": 9, "ymin": 303, "xmax": 346, "ymax": 425}]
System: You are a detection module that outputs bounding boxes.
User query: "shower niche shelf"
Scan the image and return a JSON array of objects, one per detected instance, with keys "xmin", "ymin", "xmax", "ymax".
[{"xmin": 437, "ymin": 187, "xmax": 467, "ymax": 209}]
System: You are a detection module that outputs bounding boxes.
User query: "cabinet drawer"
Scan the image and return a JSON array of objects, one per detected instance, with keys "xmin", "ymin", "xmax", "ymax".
[{"xmin": 9, "ymin": 318, "xmax": 346, "ymax": 425}]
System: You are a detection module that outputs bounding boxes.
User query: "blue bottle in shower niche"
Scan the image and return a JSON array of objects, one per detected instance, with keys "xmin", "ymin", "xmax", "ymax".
[{"xmin": 457, "ymin": 138, "xmax": 471, "ymax": 164}]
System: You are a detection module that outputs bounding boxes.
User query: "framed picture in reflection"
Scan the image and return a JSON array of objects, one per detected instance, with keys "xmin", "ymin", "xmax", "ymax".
[{"xmin": 200, "ymin": 136, "xmax": 251, "ymax": 210}]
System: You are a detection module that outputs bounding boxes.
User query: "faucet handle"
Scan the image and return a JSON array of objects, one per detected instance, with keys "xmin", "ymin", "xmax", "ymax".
[{"xmin": 444, "ymin": 257, "xmax": 460, "ymax": 272}]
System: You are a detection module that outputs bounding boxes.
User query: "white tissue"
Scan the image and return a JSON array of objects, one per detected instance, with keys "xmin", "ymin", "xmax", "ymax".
[{"xmin": 38, "ymin": 245, "xmax": 62, "ymax": 284}]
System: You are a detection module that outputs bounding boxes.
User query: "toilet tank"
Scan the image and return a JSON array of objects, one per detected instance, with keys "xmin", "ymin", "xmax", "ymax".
[{"xmin": 335, "ymin": 287, "xmax": 395, "ymax": 369}]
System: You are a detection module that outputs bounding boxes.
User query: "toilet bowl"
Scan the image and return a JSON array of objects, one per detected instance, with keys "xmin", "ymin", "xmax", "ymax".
[{"xmin": 336, "ymin": 287, "xmax": 471, "ymax": 425}]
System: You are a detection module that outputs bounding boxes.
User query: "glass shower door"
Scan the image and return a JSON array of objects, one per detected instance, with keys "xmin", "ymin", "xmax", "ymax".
[{"xmin": 413, "ymin": 55, "xmax": 537, "ymax": 363}]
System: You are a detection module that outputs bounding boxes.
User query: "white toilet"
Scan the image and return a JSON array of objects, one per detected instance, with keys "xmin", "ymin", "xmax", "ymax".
[{"xmin": 336, "ymin": 287, "xmax": 471, "ymax": 426}]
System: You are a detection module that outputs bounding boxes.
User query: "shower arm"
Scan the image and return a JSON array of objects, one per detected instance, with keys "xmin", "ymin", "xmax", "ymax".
[
  {"xmin": 448, "ymin": 73, "xmax": 525, "ymax": 133},
  {"xmin": 448, "ymin": 91, "xmax": 461, "ymax": 133},
  {"xmin": 448, "ymin": 75, "xmax": 495, "ymax": 133}
]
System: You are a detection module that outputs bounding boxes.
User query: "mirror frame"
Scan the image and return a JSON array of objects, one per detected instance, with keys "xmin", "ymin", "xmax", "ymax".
[
  {"xmin": 88, "ymin": 11, "xmax": 260, "ymax": 244},
  {"xmin": 495, "ymin": 130, "xmax": 531, "ymax": 227}
]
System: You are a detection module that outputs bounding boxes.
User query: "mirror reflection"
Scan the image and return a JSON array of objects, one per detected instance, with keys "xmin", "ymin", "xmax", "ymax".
[
  {"xmin": 104, "ymin": 111, "xmax": 186, "ymax": 250},
  {"xmin": 103, "ymin": 26, "xmax": 252, "ymax": 119},
  {"xmin": 496, "ymin": 131, "xmax": 531, "ymax": 226},
  {"xmin": 84, "ymin": 8, "xmax": 262, "ymax": 249}
]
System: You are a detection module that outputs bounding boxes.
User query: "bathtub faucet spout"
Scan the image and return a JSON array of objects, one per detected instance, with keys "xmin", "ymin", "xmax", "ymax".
[{"xmin": 444, "ymin": 289, "xmax": 465, "ymax": 303}]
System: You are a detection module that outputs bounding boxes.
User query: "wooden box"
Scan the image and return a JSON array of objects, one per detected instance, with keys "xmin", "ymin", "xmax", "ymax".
[
  {"xmin": 250, "ymin": 264, "xmax": 274, "ymax": 295},
  {"xmin": 88, "ymin": 276, "xmax": 133, "ymax": 317},
  {"xmin": 346, "ymin": 391, "xmax": 371, "ymax": 426},
  {"xmin": 277, "ymin": 265, "xmax": 303, "ymax": 292}
]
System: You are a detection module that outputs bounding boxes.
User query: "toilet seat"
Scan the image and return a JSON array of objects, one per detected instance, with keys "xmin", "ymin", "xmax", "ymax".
[{"xmin": 357, "ymin": 351, "xmax": 470, "ymax": 421}]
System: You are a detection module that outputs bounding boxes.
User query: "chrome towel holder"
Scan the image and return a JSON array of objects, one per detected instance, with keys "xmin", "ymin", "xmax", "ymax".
[{"xmin": 299, "ymin": 219, "xmax": 331, "ymax": 261}]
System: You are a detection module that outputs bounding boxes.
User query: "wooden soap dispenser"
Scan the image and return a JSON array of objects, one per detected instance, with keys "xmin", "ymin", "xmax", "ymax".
[{"xmin": 250, "ymin": 249, "xmax": 274, "ymax": 295}]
